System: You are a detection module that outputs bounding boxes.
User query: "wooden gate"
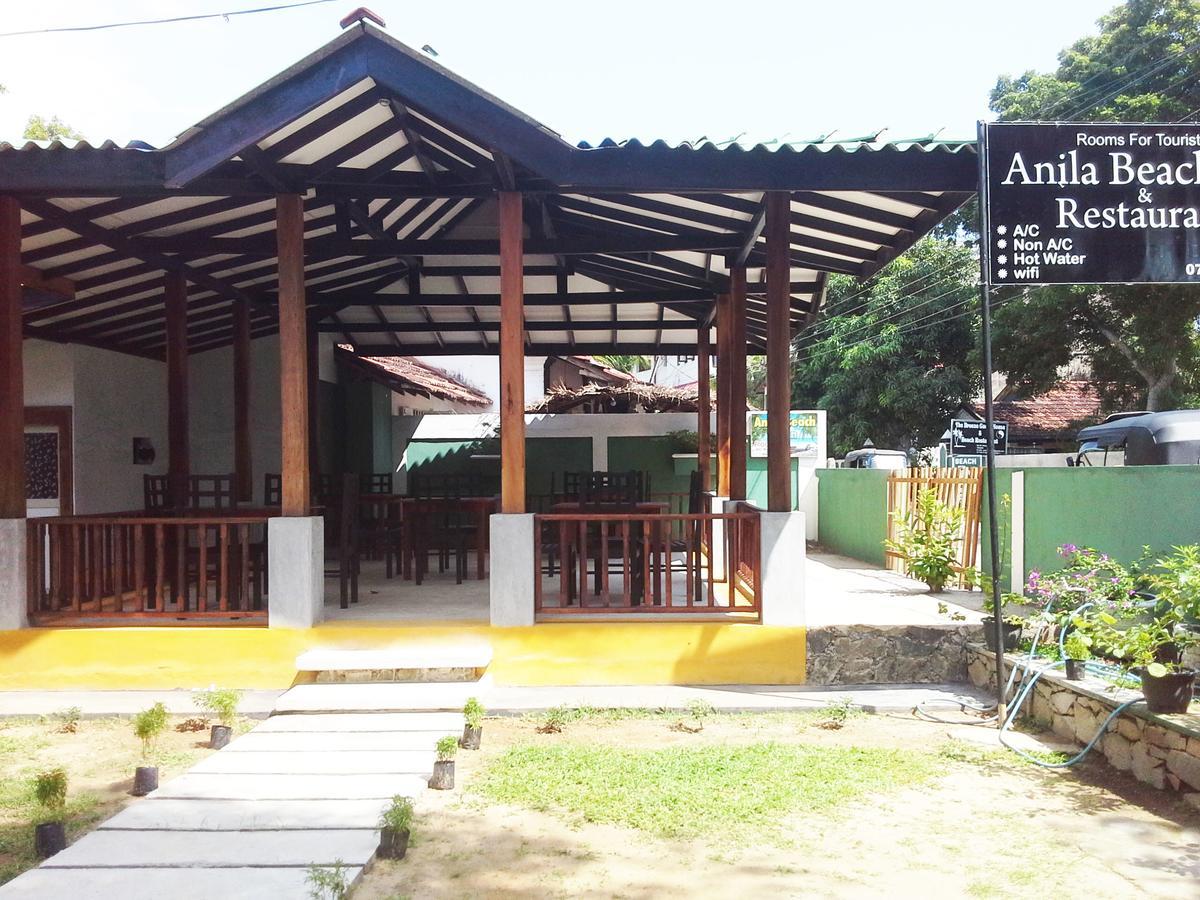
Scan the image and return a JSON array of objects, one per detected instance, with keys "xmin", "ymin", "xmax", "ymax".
[{"xmin": 885, "ymin": 467, "xmax": 983, "ymax": 589}]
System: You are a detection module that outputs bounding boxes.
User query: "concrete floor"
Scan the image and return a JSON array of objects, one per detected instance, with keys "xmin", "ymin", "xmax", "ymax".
[{"xmin": 324, "ymin": 551, "xmax": 987, "ymax": 628}]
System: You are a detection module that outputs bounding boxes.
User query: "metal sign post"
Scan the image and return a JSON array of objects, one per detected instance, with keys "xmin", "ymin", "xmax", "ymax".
[{"xmin": 977, "ymin": 120, "xmax": 1008, "ymax": 721}]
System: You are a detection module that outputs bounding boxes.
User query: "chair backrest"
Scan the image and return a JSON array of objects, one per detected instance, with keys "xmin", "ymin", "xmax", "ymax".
[
  {"xmin": 338, "ymin": 472, "xmax": 359, "ymax": 555},
  {"xmin": 580, "ymin": 471, "xmax": 642, "ymax": 506},
  {"xmin": 411, "ymin": 471, "xmax": 486, "ymax": 499},
  {"xmin": 264, "ymin": 473, "xmax": 282, "ymax": 507},
  {"xmin": 189, "ymin": 474, "xmax": 237, "ymax": 510},
  {"xmin": 687, "ymin": 468, "xmax": 706, "ymax": 514},
  {"xmin": 144, "ymin": 474, "xmax": 172, "ymax": 511},
  {"xmin": 360, "ymin": 472, "xmax": 393, "ymax": 495}
]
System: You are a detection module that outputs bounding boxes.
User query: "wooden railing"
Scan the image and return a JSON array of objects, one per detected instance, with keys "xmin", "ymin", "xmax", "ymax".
[
  {"xmin": 727, "ymin": 501, "xmax": 761, "ymax": 603},
  {"xmin": 533, "ymin": 511, "xmax": 760, "ymax": 616},
  {"xmin": 26, "ymin": 513, "xmax": 269, "ymax": 624}
]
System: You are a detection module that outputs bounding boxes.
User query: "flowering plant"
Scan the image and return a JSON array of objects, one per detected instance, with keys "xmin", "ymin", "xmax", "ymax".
[{"xmin": 1024, "ymin": 545, "xmax": 1145, "ymax": 621}]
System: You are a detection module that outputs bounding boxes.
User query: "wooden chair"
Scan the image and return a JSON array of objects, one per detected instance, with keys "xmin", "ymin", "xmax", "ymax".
[
  {"xmin": 324, "ymin": 472, "xmax": 360, "ymax": 609},
  {"xmin": 360, "ymin": 472, "xmax": 394, "ymax": 495},
  {"xmin": 265, "ymin": 472, "xmax": 337, "ymax": 508},
  {"xmin": 143, "ymin": 473, "xmax": 174, "ymax": 511}
]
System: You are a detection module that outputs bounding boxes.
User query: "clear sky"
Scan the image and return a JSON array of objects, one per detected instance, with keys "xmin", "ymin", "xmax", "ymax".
[{"xmin": 0, "ymin": 0, "xmax": 1122, "ymax": 149}]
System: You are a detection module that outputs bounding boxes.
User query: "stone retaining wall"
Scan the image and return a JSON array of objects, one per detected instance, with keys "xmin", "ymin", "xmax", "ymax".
[
  {"xmin": 967, "ymin": 645, "xmax": 1200, "ymax": 804},
  {"xmin": 806, "ymin": 624, "xmax": 980, "ymax": 685}
]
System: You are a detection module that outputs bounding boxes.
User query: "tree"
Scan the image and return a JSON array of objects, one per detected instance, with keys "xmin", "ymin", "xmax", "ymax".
[
  {"xmin": 989, "ymin": 0, "xmax": 1200, "ymax": 410},
  {"xmin": 23, "ymin": 115, "xmax": 83, "ymax": 142},
  {"xmin": 787, "ymin": 238, "xmax": 979, "ymax": 457},
  {"xmin": 593, "ymin": 354, "xmax": 651, "ymax": 375}
]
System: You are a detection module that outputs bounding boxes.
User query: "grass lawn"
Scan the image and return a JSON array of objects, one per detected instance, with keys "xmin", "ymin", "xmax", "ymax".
[
  {"xmin": 0, "ymin": 713, "xmax": 225, "ymax": 885},
  {"xmin": 356, "ymin": 707, "xmax": 1200, "ymax": 900}
]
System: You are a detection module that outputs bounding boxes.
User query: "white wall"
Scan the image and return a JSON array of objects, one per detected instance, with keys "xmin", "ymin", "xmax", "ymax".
[
  {"xmin": 23, "ymin": 339, "xmax": 75, "ymax": 406},
  {"xmin": 189, "ymin": 334, "xmax": 282, "ymax": 503},
  {"xmin": 71, "ymin": 345, "xmax": 168, "ymax": 514}
]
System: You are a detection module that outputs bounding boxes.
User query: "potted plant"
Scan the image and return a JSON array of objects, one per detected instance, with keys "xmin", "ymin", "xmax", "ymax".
[
  {"xmin": 194, "ymin": 687, "xmax": 241, "ymax": 749},
  {"xmin": 978, "ymin": 579, "xmax": 1026, "ymax": 653},
  {"xmin": 377, "ymin": 795, "xmax": 413, "ymax": 860},
  {"xmin": 1062, "ymin": 631, "xmax": 1092, "ymax": 681},
  {"xmin": 32, "ymin": 768, "xmax": 68, "ymax": 858},
  {"xmin": 132, "ymin": 702, "xmax": 168, "ymax": 795},
  {"xmin": 883, "ymin": 489, "xmax": 963, "ymax": 593},
  {"xmin": 1085, "ymin": 611, "xmax": 1198, "ymax": 714},
  {"xmin": 461, "ymin": 697, "xmax": 484, "ymax": 750},
  {"xmin": 429, "ymin": 736, "xmax": 457, "ymax": 790}
]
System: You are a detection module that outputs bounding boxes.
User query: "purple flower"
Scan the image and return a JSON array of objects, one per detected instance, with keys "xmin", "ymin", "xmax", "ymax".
[{"xmin": 1060, "ymin": 544, "xmax": 1078, "ymax": 557}]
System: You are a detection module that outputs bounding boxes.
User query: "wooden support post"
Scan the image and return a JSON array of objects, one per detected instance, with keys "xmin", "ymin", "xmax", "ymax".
[
  {"xmin": 276, "ymin": 194, "xmax": 310, "ymax": 516},
  {"xmin": 306, "ymin": 320, "xmax": 321, "ymax": 491},
  {"xmin": 715, "ymin": 293, "xmax": 732, "ymax": 497},
  {"xmin": 696, "ymin": 330, "xmax": 711, "ymax": 493},
  {"xmin": 498, "ymin": 192, "xmax": 525, "ymax": 513},
  {"xmin": 232, "ymin": 298, "xmax": 252, "ymax": 503},
  {"xmin": 164, "ymin": 270, "xmax": 190, "ymax": 507},
  {"xmin": 0, "ymin": 197, "xmax": 23, "ymax": 519},
  {"xmin": 765, "ymin": 192, "xmax": 792, "ymax": 512},
  {"xmin": 728, "ymin": 266, "xmax": 748, "ymax": 501}
]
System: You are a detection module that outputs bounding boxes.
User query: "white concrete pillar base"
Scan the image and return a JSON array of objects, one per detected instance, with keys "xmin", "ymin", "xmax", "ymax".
[
  {"xmin": 758, "ymin": 510, "xmax": 806, "ymax": 626},
  {"xmin": 0, "ymin": 519, "xmax": 28, "ymax": 630},
  {"xmin": 268, "ymin": 516, "xmax": 324, "ymax": 629},
  {"xmin": 710, "ymin": 495, "xmax": 730, "ymax": 581},
  {"xmin": 490, "ymin": 514, "xmax": 535, "ymax": 626}
]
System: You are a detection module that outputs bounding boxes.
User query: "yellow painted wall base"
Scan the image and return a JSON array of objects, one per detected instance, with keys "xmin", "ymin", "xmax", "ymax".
[{"xmin": 0, "ymin": 621, "xmax": 807, "ymax": 691}]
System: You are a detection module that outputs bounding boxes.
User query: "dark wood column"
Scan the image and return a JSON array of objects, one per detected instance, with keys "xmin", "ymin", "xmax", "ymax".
[
  {"xmin": 232, "ymin": 298, "xmax": 252, "ymax": 503},
  {"xmin": 498, "ymin": 192, "xmax": 525, "ymax": 513},
  {"xmin": 765, "ymin": 192, "xmax": 792, "ymax": 512},
  {"xmin": 306, "ymin": 319, "xmax": 321, "ymax": 490},
  {"xmin": 727, "ymin": 266, "xmax": 748, "ymax": 501},
  {"xmin": 276, "ymin": 194, "xmax": 310, "ymax": 517},
  {"xmin": 0, "ymin": 197, "xmax": 23, "ymax": 519},
  {"xmin": 164, "ymin": 270, "xmax": 190, "ymax": 507},
  {"xmin": 715, "ymin": 292, "xmax": 731, "ymax": 496},
  {"xmin": 696, "ymin": 330, "xmax": 711, "ymax": 492}
]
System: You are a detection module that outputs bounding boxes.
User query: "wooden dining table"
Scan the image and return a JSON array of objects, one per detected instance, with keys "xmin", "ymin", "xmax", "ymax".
[
  {"xmin": 398, "ymin": 495, "xmax": 499, "ymax": 581},
  {"xmin": 549, "ymin": 501, "xmax": 667, "ymax": 605}
]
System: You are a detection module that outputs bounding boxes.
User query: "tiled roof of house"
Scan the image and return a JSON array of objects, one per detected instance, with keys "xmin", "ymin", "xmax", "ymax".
[
  {"xmin": 992, "ymin": 380, "xmax": 1106, "ymax": 441},
  {"xmin": 335, "ymin": 346, "xmax": 490, "ymax": 408}
]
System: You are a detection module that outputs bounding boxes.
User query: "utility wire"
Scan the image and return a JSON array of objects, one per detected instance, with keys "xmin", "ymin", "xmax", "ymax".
[{"xmin": 0, "ymin": 0, "xmax": 338, "ymax": 38}]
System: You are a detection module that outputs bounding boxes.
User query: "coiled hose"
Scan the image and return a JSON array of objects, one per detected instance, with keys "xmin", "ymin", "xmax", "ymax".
[{"xmin": 915, "ymin": 602, "xmax": 1145, "ymax": 768}]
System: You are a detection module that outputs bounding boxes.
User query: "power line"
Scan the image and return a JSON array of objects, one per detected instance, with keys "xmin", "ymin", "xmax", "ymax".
[{"xmin": 0, "ymin": 0, "xmax": 338, "ymax": 38}]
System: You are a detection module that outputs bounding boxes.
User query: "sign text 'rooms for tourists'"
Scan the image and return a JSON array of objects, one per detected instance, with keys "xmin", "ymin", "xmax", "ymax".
[{"xmin": 982, "ymin": 123, "xmax": 1200, "ymax": 285}]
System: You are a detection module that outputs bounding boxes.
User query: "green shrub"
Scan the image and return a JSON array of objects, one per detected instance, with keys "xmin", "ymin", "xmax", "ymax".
[
  {"xmin": 305, "ymin": 860, "xmax": 348, "ymax": 900},
  {"xmin": 379, "ymin": 795, "xmax": 413, "ymax": 832},
  {"xmin": 436, "ymin": 735, "xmax": 458, "ymax": 762},
  {"xmin": 133, "ymin": 702, "xmax": 169, "ymax": 759},
  {"xmin": 194, "ymin": 688, "xmax": 242, "ymax": 725},
  {"xmin": 537, "ymin": 705, "xmax": 570, "ymax": 734},
  {"xmin": 884, "ymin": 489, "xmax": 964, "ymax": 593},
  {"xmin": 33, "ymin": 768, "xmax": 68, "ymax": 817},
  {"xmin": 463, "ymin": 697, "xmax": 485, "ymax": 730},
  {"xmin": 51, "ymin": 707, "xmax": 81, "ymax": 734},
  {"xmin": 1063, "ymin": 631, "xmax": 1091, "ymax": 662}
]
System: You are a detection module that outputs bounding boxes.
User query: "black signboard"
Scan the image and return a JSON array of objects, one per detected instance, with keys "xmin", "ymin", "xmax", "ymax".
[
  {"xmin": 981, "ymin": 122, "xmax": 1200, "ymax": 285},
  {"xmin": 950, "ymin": 419, "xmax": 1008, "ymax": 455}
]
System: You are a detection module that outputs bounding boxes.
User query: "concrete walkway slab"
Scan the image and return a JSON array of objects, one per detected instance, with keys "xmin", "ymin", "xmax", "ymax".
[
  {"xmin": 0, "ymin": 689, "xmax": 283, "ymax": 718},
  {"xmin": 273, "ymin": 682, "xmax": 479, "ymax": 713},
  {"xmin": 42, "ymin": 829, "xmax": 377, "ymax": 869},
  {"xmin": 100, "ymin": 798, "xmax": 390, "ymax": 831},
  {"xmin": 226, "ymin": 729, "xmax": 453, "ymax": 752},
  {"xmin": 0, "ymin": 866, "xmax": 363, "ymax": 900},
  {"xmin": 188, "ymin": 748, "xmax": 434, "ymax": 776},
  {"xmin": 155, "ymin": 771, "xmax": 428, "ymax": 801},
  {"xmin": 256, "ymin": 711, "xmax": 464, "ymax": 732}
]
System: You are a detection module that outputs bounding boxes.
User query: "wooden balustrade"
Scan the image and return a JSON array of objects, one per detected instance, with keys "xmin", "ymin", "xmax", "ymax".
[
  {"xmin": 533, "ymin": 511, "xmax": 760, "ymax": 616},
  {"xmin": 26, "ymin": 513, "xmax": 269, "ymax": 624}
]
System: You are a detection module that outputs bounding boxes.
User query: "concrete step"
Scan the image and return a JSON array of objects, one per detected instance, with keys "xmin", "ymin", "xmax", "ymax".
[
  {"xmin": 154, "ymin": 772, "xmax": 427, "ymax": 801},
  {"xmin": 100, "ymin": 798, "xmax": 390, "ymax": 831},
  {"xmin": 257, "ymin": 711, "xmax": 464, "ymax": 732},
  {"xmin": 273, "ymin": 682, "xmax": 482, "ymax": 714},
  {"xmin": 41, "ymin": 828, "xmax": 378, "ymax": 869},
  {"xmin": 227, "ymin": 729, "xmax": 456, "ymax": 752},
  {"xmin": 0, "ymin": 866, "xmax": 364, "ymax": 900},
  {"xmin": 189, "ymin": 748, "xmax": 435, "ymax": 776},
  {"xmin": 297, "ymin": 644, "xmax": 492, "ymax": 683}
]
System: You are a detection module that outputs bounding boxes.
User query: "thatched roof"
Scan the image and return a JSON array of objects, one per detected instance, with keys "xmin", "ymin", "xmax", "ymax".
[
  {"xmin": 336, "ymin": 346, "xmax": 490, "ymax": 408},
  {"xmin": 528, "ymin": 382, "xmax": 705, "ymax": 414}
]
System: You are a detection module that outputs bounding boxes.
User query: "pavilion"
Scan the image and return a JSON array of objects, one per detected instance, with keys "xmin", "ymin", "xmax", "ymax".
[{"xmin": 0, "ymin": 19, "xmax": 976, "ymax": 648}]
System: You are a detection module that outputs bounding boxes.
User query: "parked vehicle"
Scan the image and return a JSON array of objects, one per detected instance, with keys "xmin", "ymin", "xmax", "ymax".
[
  {"xmin": 842, "ymin": 440, "xmax": 909, "ymax": 470},
  {"xmin": 1073, "ymin": 410, "xmax": 1200, "ymax": 467}
]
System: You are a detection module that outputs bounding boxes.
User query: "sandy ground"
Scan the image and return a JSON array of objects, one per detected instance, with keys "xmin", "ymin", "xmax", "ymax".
[
  {"xmin": 356, "ymin": 712, "xmax": 1200, "ymax": 900},
  {"xmin": 0, "ymin": 714, "xmax": 223, "ymax": 884}
]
